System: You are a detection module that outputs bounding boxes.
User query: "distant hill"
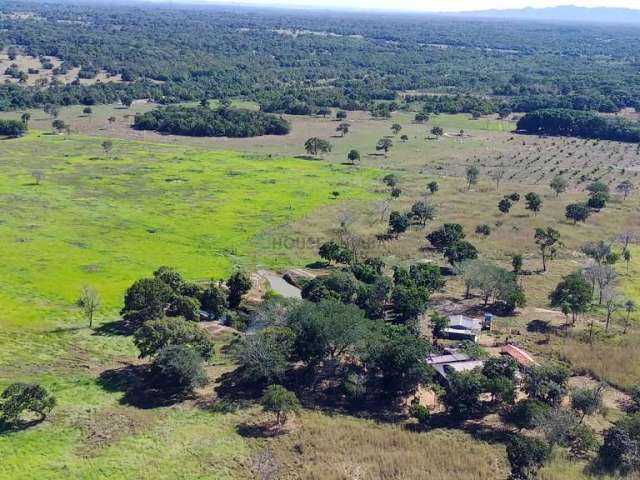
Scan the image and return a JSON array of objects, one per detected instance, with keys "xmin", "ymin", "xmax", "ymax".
[{"xmin": 455, "ymin": 5, "xmax": 640, "ymax": 25}]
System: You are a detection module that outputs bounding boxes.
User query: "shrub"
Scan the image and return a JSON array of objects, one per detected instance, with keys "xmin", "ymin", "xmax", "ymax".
[
  {"xmin": 507, "ymin": 435, "xmax": 551, "ymax": 480},
  {"xmin": 134, "ymin": 317, "xmax": 215, "ymax": 359},
  {"xmin": 260, "ymin": 385, "xmax": 300, "ymax": 426},
  {"xmin": 409, "ymin": 404, "xmax": 431, "ymax": 426},
  {"xmin": 151, "ymin": 345, "xmax": 208, "ymax": 392},
  {"xmin": 475, "ymin": 224, "xmax": 491, "ymax": 236},
  {"xmin": 0, "ymin": 119, "xmax": 28, "ymax": 137},
  {"xmin": 0, "ymin": 383, "xmax": 55, "ymax": 424}
]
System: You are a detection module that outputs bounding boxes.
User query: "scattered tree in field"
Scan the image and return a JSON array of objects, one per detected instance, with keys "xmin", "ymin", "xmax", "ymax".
[
  {"xmin": 498, "ymin": 198, "xmax": 512, "ymax": 214},
  {"xmin": 304, "ymin": 137, "xmax": 332, "ymax": 156},
  {"xmin": 427, "ymin": 181, "xmax": 439, "ymax": 194},
  {"xmin": 565, "ymin": 203, "xmax": 590, "ymax": 224},
  {"xmin": 260, "ymin": 385, "xmax": 300, "ymax": 428},
  {"xmin": 475, "ymin": 224, "xmax": 491, "ymax": 236},
  {"xmin": 512, "ymin": 253, "xmax": 523, "ymax": 274},
  {"xmin": 427, "ymin": 223, "xmax": 465, "ymax": 250},
  {"xmin": 430, "ymin": 126, "xmax": 443, "ymax": 138},
  {"xmin": 52, "ymin": 119, "xmax": 67, "ymax": 133},
  {"xmin": 390, "ymin": 186, "xmax": 401, "ymax": 198},
  {"xmin": 7, "ymin": 46, "xmax": 18, "ymax": 61},
  {"xmin": 524, "ymin": 192, "xmax": 542, "ymax": 215},
  {"xmin": 534, "ymin": 227, "xmax": 561, "ymax": 273},
  {"xmin": 347, "ymin": 149, "xmax": 360, "ymax": 164},
  {"xmin": 550, "ymin": 175, "xmax": 568, "ymax": 197},
  {"xmin": 465, "ymin": 165, "xmax": 480, "ymax": 190},
  {"xmin": 586, "ymin": 180, "xmax": 609, "ymax": 196},
  {"xmin": 623, "ymin": 249, "xmax": 632, "ymax": 273},
  {"xmin": 336, "ymin": 110, "xmax": 347, "ymax": 121},
  {"xmin": 571, "ymin": 386, "xmax": 604, "ymax": 423},
  {"xmin": 400, "ymin": 134, "xmax": 409, "ymax": 142},
  {"xmin": 388, "ymin": 211, "xmax": 410, "ymax": 237},
  {"xmin": 414, "ymin": 112, "xmax": 429, "ymax": 123},
  {"xmin": 151, "ymin": 345, "xmax": 208, "ymax": 393},
  {"xmin": 588, "ymin": 191, "xmax": 608, "ymax": 210},
  {"xmin": 120, "ymin": 95, "xmax": 133, "ymax": 108},
  {"xmin": 20, "ymin": 112, "xmax": 31, "ymax": 124},
  {"xmin": 382, "ymin": 173, "xmax": 398, "ymax": 188},
  {"xmin": 444, "ymin": 240, "xmax": 478, "ymax": 266},
  {"xmin": 83, "ymin": 106, "xmax": 93, "ymax": 115},
  {"xmin": 507, "ymin": 435, "xmax": 551, "ymax": 479},
  {"xmin": 410, "ymin": 201, "xmax": 435, "ymax": 226},
  {"xmin": 549, "ymin": 271, "xmax": 593, "ymax": 325},
  {"xmin": 0, "ymin": 383, "xmax": 56, "ymax": 425},
  {"xmin": 336, "ymin": 122, "xmax": 350, "ymax": 136},
  {"xmin": 616, "ymin": 180, "xmax": 635, "ymax": 200},
  {"xmin": 227, "ymin": 270, "xmax": 252, "ymax": 309},
  {"xmin": 134, "ymin": 317, "xmax": 215, "ymax": 359},
  {"xmin": 623, "ymin": 300, "xmax": 636, "ymax": 334},
  {"xmin": 391, "ymin": 123, "xmax": 402, "ymax": 135},
  {"xmin": 101, "ymin": 139, "xmax": 113, "ymax": 157},
  {"xmin": 107, "ymin": 116, "xmax": 116, "ymax": 124},
  {"xmin": 376, "ymin": 137, "xmax": 393, "ymax": 156},
  {"xmin": 491, "ymin": 163, "xmax": 507, "ymax": 190},
  {"xmin": 317, "ymin": 107, "xmax": 331, "ymax": 117},
  {"xmin": 77, "ymin": 285, "xmax": 100, "ymax": 328}
]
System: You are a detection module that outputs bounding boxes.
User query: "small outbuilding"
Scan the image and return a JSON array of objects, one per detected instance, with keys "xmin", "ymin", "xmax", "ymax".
[
  {"xmin": 441, "ymin": 315, "xmax": 483, "ymax": 343},
  {"xmin": 501, "ymin": 344, "xmax": 537, "ymax": 367}
]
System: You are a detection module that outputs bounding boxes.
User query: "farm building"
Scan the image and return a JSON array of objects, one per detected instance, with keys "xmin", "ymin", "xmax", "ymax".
[
  {"xmin": 501, "ymin": 344, "xmax": 537, "ymax": 367},
  {"xmin": 440, "ymin": 315, "xmax": 483, "ymax": 343},
  {"xmin": 427, "ymin": 351, "xmax": 485, "ymax": 382}
]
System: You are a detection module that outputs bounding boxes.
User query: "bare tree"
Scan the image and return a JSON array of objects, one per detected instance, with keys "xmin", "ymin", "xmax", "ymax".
[
  {"xmin": 601, "ymin": 285, "xmax": 621, "ymax": 331},
  {"xmin": 77, "ymin": 285, "xmax": 100, "ymax": 328},
  {"xmin": 373, "ymin": 199, "xmax": 390, "ymax": 223},
  {"xmin": 615, "ymin": 231, "xmax": 637, "ymax": 253},
  {"xmin": 615, "ymin": 180, "xmax": 635, "ymax": 200},
  {"xmin": 490, "ymin": 163, "xmax": 507, "ymax": 191}
]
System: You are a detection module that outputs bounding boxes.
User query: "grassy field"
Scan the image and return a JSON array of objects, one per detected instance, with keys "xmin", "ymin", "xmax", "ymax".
[
  {"xmin": 1, "ymin": 104, "xmax": 640, "ymax": 480},
  {"xmin": 0, "ymin": 130, "xmax": 377, "ymax": 328}
]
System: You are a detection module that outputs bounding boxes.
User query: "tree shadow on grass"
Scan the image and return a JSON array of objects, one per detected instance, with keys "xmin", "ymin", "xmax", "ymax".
[
  {"xmin": 97, "ymin": 364, "xmax": 194, "ymax": 409},
  {"xmin": 92, "ymin": 320, "xmax": 131, "ymax": 337},
  {"xmin": 0, "ymin": 418, "xmax": 45, "ymax": 435},
  {"xmin": 235, "ymin": 421, "xmax": 284, "ymax": 438}
]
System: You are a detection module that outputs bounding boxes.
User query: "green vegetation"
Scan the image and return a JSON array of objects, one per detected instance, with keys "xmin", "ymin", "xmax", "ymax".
[
  {"xmin": 133, "ymin": 106, "xmax": 290, "ymax": 137},
  {"xmin": 517, "ymin": 109, "xmax": 640, "ymax": 142},
  {"xmin": 0, "ymin": 132, "xmax": 376, "ymax": 327}
]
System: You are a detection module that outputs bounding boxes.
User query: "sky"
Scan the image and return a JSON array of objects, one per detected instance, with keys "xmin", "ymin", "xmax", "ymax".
[{"xmin": 184, "ymin": 0, "xmax": 640, "ymax": 12}]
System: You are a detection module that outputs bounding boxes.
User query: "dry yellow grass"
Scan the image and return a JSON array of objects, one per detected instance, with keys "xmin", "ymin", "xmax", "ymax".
[{"xmin": 265, "ymin": 411, "xmax": 509, "ymax": 480}]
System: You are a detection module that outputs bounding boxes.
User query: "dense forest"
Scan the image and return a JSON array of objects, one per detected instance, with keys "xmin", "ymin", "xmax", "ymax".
[
  {"xmin": 2, "ymin": 1, "xmax": 640, "ymax": 113},
  {"xmin": 517, "ymin": 109, "xmax": 640, "ymax": 142},
  {"xmin": 133, "ymin": 106, "xmax": 290, "ymax": 137}
]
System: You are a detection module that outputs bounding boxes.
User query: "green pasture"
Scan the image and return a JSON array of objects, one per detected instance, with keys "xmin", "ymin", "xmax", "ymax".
[{"xmin": 0, "ymin": 131, "xmax": 378, "ymax": 328}]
